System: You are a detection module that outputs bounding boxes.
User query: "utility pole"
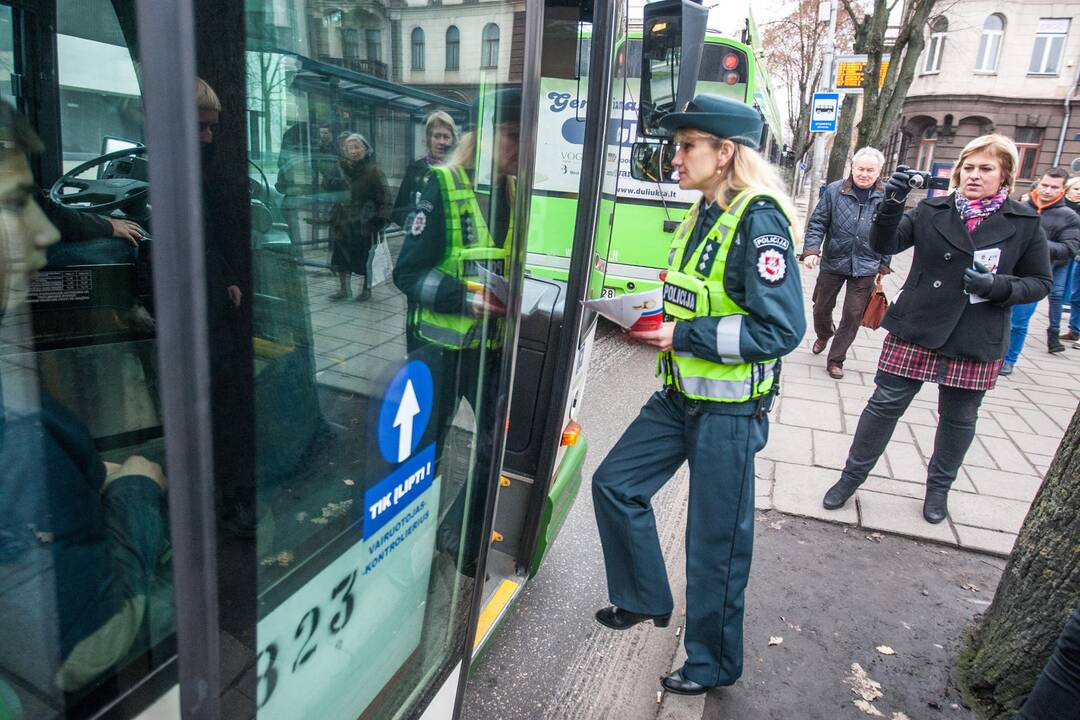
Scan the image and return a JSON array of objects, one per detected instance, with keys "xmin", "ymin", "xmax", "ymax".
[{"xmin": 806, "ymin": 0, "xmax": 837, "ymax": 220}]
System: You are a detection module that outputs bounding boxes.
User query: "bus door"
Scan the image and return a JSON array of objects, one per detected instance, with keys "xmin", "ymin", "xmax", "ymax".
[{"xmin": 472, "ymin": 0, "xmax": 629, "ymax": 653}]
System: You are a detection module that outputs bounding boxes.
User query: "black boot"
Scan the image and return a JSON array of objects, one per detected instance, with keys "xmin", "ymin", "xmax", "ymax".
[
  {"xmin": 595, "ymin": 606, "xmax": 671, "ymax": 630},
  {"xmin": 1049, "ymin": 329, "xmax": 1066, "ymax": 354},
  {"xmin": 922, "ymin": 488, "xmax": 949, "ymax": 524},
  {"xmin": 823, "ymin": 478, "xmax": 860, "ymax": 510}
]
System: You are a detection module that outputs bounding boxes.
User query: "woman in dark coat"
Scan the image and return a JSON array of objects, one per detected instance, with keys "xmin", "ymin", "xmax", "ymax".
[
  {"xmin": 822, "ymin": 134, "xmax": 1052, "ymax": 524},
  {"xmin": 328, "ymin": 133, "xmax": 389, "ymax": 301}
]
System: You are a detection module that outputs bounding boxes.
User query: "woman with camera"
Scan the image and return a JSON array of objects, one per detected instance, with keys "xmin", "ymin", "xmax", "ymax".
[{"xmin": 822, "ymin": 134, "xmax": 1051, "ymax": 524}]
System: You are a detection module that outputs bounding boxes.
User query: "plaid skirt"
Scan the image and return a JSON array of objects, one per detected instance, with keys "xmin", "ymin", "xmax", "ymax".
[{"xmin": 878, "ymin": 333, "xmax": 1002, "ymax": 391}]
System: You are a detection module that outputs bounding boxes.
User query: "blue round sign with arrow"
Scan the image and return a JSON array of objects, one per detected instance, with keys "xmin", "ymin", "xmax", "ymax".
[{"xmin": 377, "ymin": 360, "xmax": 434, "ymax": 465}]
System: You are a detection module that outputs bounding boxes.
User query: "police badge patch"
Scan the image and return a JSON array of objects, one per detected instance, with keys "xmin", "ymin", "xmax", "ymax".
[
  {"xmin": 410, "ymin": 211, "xmax": 427, "ymax": 236},
  {"xmin": 756, "ymin": 247, "xmax": 787, "ymax": 285}
]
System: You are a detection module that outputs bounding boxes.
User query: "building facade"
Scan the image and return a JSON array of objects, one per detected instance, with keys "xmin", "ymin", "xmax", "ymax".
[{"xmin": 886, "ymin": 1, "xmax": 1080, "ymax": 194}]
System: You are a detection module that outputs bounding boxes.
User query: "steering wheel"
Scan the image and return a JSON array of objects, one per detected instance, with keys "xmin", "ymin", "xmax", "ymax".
[{"xmin": 49, "ymin": 146, "xmax": 149, "ymax": 213}]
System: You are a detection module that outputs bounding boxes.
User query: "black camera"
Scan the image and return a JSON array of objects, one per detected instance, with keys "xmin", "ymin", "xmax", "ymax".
[{"xmin": 906, "ymin": 170, "xmax": 950, "ymax": 191}]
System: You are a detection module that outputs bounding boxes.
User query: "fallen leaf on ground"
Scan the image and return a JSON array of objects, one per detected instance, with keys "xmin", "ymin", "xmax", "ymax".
[
  {"xmin": 961, "ymin": 582, "xmax": 979, "ymax": 592},
  {"xmin": 768, "ymin": 636, "xmax": 783, "ymax": 646},
  {"xmin": 876, "ymin": 646, "xmax": 896, "ymax": 655},
  {"xmin": 865, "ymin": 532, "xmax": 884, "ymax": 542},
  {"xmin": 853, "ymin": 699, "xmax": 884, "ymax": 716},
  {"xmin": 892, "ymin": 713, "xmax": 912, "ymax": 720},
  {"xmin": 846, "ymin": 663, "xmax": 884, "ymax": 702},
  {"xmin": 343, "ymin": 478, "xmax": 355, "ymax": 486}
]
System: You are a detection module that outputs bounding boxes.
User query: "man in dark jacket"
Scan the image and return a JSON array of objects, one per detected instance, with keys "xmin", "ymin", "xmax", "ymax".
[
  {"xmin": 800, "ymin": 147, "xmax": 891, "ymax": 379},
  {"xmin": 1002, "ymin": 166, "xmax": 1080, "ymax": 373}
]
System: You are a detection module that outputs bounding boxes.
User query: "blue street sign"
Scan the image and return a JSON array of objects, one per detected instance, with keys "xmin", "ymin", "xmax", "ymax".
[
  {"xmin": 810, "ymin": 92, "xmax": 840, "ymax": 133},
  {"xmin": 377, "ymin": 360, "xmax": 434, "ymax": 465}
]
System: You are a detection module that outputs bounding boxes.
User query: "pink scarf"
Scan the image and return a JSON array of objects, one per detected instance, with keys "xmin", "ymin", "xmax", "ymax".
[{"xmin": 954, "ymin": 187, "xmax": 1009, "ymax": 234}]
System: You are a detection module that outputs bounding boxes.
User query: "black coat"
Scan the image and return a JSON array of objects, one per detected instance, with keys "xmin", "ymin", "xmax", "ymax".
[
  {"xmin": 1025, "ymin": 196, "xmax": 1080, "ymax": 267},
  {"xmin": 871, "ymin": 195, "xmax": 1052, "ymax": 361}
]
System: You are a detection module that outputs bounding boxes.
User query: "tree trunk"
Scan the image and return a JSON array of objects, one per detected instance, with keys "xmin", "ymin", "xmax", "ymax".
[
  {"xmin": 959, "ymin": 405, "xmax": 1080, "ymax": 718},
  {"xmin": 826, "ymin": 93, "xmax": 859, "ymax": 182}
]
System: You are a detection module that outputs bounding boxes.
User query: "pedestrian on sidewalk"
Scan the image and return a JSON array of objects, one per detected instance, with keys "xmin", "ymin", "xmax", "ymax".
[
  {"xmin": 591, "ymin": 95, "xmax": 804, "ymax": 697},
  {"xmin": 822, "ymin": 134, "xmax": 1051, "ymax": 524},
  {"xmin": 1059, "ymin": 177, "xmax": 1080, "ymax": 347},
  {"xmin": 800, "ymin": 146, "xmax": 892, "ymax": 379},
  {"xmin": 1000, "ymin": 166, "xmax": 1080, "ymax": 373}
]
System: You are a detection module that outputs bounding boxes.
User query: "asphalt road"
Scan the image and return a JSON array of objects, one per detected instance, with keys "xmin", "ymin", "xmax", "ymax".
[{"xmin": 461, "ymin": 322, "xmax": 1006, "ymax": 720}]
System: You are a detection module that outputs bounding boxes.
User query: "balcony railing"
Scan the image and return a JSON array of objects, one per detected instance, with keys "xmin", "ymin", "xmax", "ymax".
[{"xmin": 317, "ymin": 55, "xmax": 389, "ymax": 79}]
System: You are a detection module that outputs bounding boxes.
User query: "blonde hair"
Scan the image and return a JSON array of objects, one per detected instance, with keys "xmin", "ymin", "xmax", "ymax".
[
  {"xmin": 676, "ymin": 128, "xmax": 800, "ymax": 240},
  {"xmin": 425, "ymin": 111, "xmax": 458, "ymax": 144},
  {"xmin": 196, "ymin": 78, "xmax": 221, "ymax": 113},
  {"xmin": 447, "ymin": 129, "xmax": 477, "ymax": 171},
  {"xmin": 950, "ymin": 133, "xmax": 1019, "ymax": 192}
]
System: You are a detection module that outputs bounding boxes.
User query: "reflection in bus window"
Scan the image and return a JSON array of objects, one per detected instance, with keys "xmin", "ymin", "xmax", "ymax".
[
  {"xmin": 202, "ymin": 1, "xmax": 527, "ymax": 717},
  {"xmin": 0, "ymin": 3, "xmax": 174, "ymax": 709}
]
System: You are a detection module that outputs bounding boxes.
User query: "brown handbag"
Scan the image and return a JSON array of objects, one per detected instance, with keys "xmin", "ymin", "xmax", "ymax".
[{"xmin": 860, "ymin": 276, "xmax": 889, "ymax": 330}]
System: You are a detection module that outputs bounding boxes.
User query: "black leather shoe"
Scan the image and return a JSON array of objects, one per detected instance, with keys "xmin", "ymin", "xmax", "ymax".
[
  {"xmin": 822, "ymin": 479, "xmax": 859, "ymax": 510},
  {"xmin": 923, "ymin": 490, "xmax": 949, "ymax": 524},
  {"xmin": 595, "ymin": 606, "xmax": 671, "ymax": 630},
  {"xmin": 661, "ymin": 669, "xmax": 709, "ymax": 696}
]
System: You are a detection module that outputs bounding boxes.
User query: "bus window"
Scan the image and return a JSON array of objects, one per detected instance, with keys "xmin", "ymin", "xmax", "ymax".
[
  {"xmin": 0, "ymin": 6, "xmax": 14, "ymax": 107},
  {"xmin": 195, "ymin": 0, "xmax": 530, "ymax": 716},
  {"xmin": 0, "ymin": 1, "xmax": 173, "ymax": 716}
]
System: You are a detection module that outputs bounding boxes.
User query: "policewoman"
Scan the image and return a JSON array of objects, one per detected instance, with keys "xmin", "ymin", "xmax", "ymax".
[
  {"xmin": 592, "ymin": 95, "xmax": 806, "ymax": 696},
  {"xmin": 392, "ymin": 88, "xmax": 519, "ymax": 575}
]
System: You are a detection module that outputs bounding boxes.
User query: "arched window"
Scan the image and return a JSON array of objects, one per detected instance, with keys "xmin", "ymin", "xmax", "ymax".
[
  {"xmin": 446, "ymin": 26, "xmax": 460, "ymax": 71},
  {"xmin": 924, "ymin": 16, "xmax": 947, "ymax": 73},
  {"xmin": 411, "ymin": 27, "xmax": 425, "ymax": 70},
  {"xmin": 976, "ymin": 14, "xmax": 1005, "ymax": 72},
  {"xmin": 481, "ymin": 23, "xmax": 499, "ymax": 68}
]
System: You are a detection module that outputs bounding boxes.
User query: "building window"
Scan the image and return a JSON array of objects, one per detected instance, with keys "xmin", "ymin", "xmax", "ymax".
[
  {"xmin": 1030, "ymin": 18, "xmax": 1070, "ymax": 75},
  {"xmin": 975, "ymin": 14, "xmax": 1004, "ymax": 72},
  {"xmin": 342, "ymin": 28, "xmax": 360, "ymax": 60},
  {"xmin": 411, "ymin": 27, "xmax": 425, "ymax": 70},
  {"xmin": 481, "ymin": 23, "xmax": 499, "ymax": 68},
  {"xmin": 923, "ymin": 16, "xmax": 947, "ymax": 73},
  {"xmin": 915, "ymin": 125, "xmax": 936, "ymax": 169},
  {"xmin": 1015, "ymin": 127, "xmax": 1043, "ymax": 180},
  {"xmin": 366, "ymin": 28, "xmax": 382, "ymax": 62},
  {"xmin": 446, "ymin": 25, "xmax": 460, "ymax": 70}
]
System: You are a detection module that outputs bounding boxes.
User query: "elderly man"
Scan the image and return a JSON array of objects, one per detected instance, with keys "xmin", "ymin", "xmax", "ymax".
[{"xmin": 800, "ymin": 147, "xmax": 891, "ymax": 379}]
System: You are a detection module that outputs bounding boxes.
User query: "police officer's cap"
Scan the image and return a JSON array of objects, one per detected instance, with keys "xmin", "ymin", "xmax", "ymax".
[
  {"xmin": 469, "ymin": 87, "xmax": 522, "ymax": 129},
  {"xmin": 658, "ymin": 94, "xmax": 762, "ymax": 148}
]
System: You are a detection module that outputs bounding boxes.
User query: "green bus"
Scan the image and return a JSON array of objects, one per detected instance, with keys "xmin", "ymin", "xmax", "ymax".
[{"xmin": 526, "ymin": 13, "xmax": 784, "ymax": 297}]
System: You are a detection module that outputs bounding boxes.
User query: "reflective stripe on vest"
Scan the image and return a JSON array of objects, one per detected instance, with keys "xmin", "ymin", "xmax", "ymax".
[
  {"xmin": 413, "ymin": 166, "xmax": 511, "ymax": 349},
  {"xmin": 661, "ymin": 189, "xmax": 793, "ymax": 403}
]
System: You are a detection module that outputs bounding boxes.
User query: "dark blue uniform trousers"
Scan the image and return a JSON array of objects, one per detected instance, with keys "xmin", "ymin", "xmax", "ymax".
[{"xmin": 592, "ymin": 389, "xmax": 768, "ymax": 687}]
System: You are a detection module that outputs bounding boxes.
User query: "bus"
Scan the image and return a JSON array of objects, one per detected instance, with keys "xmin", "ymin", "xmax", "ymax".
[
  {"xmin": 526, "ymin": 9, "xmax": 784, "ymax": 297},
  {"xmin": 0, "ymin": 0, "xmax": 706, "ymax": 718}
]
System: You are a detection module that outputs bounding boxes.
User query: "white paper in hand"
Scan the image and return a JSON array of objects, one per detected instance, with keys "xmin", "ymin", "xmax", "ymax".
[
  {"xmin": 476, "ymin": 265, "xmax": 510, "ymax": 305},
  {"xmin": 582, "ymin": 288, "xmax": 663, "ymax": 330},
  {"xmin": 969, "ymin": 248, "xmax": 1001, "ymax": 304}
]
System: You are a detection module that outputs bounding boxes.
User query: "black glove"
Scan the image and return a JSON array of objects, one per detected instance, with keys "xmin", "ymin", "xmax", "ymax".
[
  {"xmin": 883, "ymin": 165, "xmax": 913, "ymax": 205},
  {"xmin": 963, "ymin": 261, "xmax": 997, "ymax": 299}
]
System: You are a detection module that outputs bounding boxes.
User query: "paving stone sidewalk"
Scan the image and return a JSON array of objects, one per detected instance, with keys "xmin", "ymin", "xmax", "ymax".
[{"xmin": 755, "ymin": 193, "xmax": 1080, "ymax": 557}]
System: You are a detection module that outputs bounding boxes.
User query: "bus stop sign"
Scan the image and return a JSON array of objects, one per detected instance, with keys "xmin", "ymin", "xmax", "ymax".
[{"xmin": 811, "ymin": 93, "xmax": 839, "ymax": 133}]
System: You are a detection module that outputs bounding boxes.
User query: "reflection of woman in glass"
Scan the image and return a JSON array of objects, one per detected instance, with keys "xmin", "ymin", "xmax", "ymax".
[
  {"xmin": 0, "ymin": 102, "xmax": 169, "ymax": 698},
  {"xmin": 329, "ymin": 134, "xmax": 390, "ymax": 301},
  {"xmin": 393, "ymin": 89, "xmax": 518, "ymax": 574},
  {"xmin": 393, "ymin": 111, "xmax": 458, "ymax": 227}
]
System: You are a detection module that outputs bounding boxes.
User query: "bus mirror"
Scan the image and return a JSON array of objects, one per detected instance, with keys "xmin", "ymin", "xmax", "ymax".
[
  {"xmin": 638, "ymin": 0, "xmax": 708, "ymax": 137},
  {"xmin": 630, "ymin": 141, "xmax": 677, "ymax": 183}
]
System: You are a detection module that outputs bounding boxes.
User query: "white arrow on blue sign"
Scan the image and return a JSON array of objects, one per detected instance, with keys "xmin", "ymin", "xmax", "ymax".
[
  {"xmin": 378, "ymin": 360, "xmax": 433, "ymax": 464},
  {"xmin": 810, "ymin": 92, "xmax": 840, "ymax": 133}
]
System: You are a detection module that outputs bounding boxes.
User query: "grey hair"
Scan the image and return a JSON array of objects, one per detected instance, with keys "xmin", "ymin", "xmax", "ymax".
[
  {"xmin": 345, "ymin": 133, "xmax": 372, "ymax": 153},
  {"xmin": 851, "ymin": 146, "xmax": 885, "ymax": 168}
]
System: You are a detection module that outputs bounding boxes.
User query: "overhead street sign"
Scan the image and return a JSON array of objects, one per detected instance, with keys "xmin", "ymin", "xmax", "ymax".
[
  {"xmin": 810, "ymin": 92, "xmax": 839, "ymax": 133},
  {"xmin": 834, "ymin": 54, "xmax": 890, "ymax": 92}
]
